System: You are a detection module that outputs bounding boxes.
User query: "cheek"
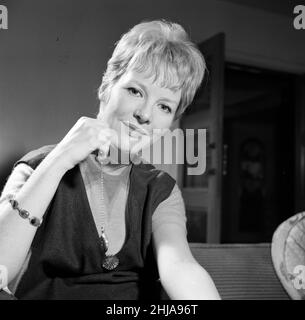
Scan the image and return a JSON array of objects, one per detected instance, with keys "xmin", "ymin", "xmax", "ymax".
[
  {"xmin": 151, "ymin": 114, "xmax": 173, "ymax": 130},
  {"xmin": 149, "ymin": 116, "xmax": 173, "ymax": 146},
  {"xmin": 112, "ymin": 95, "xmax": 134, "ymax": 118},
  {"xmin": 103, "ymin": 94, "xmax": 132, "ymax": 129}
]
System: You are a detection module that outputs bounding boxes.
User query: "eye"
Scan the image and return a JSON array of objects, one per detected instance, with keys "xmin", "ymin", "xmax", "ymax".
[
  {"xmin": 160, "ymin": 104, "xmax": 172, "ymax": 114},
  {"xmin": 127, "ymin": 87, "xmax": 142, "ymax": 97}
]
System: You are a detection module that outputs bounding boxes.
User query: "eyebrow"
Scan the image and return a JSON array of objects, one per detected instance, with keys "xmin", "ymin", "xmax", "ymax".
[{"xmin": 130, "ymin": 80, "xmax": 179, "ymax": 105}]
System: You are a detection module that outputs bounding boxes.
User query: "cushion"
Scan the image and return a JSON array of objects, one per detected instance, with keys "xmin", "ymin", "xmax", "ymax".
[{"xmin": 271, "ymin": 211, "xmax": 305, "ymax": 300}]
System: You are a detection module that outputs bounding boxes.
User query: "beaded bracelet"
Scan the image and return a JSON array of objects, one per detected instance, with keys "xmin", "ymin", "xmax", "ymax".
[{"xmin": 7, "ymin": 195, "xmax": 42, "ymax": 227}]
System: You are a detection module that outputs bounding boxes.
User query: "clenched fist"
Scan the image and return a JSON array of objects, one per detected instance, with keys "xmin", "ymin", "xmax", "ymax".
[{"xmin": 50, "ymin": 116, "xmax": 113, "ymax": 171}]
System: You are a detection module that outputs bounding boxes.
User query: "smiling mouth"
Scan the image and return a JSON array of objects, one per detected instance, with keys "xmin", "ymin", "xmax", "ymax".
[
  {"xmin": 121, "ymin": 121, "xmax": 149, "ymax": 136},
  {"xmin": 127, "ymin": 129, "xmax": 141, "ymax": 139}
]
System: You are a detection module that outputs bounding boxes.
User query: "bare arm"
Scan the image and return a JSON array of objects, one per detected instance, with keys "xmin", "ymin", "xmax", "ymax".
[
  {"xmin": 153, "ymin": 223, "xmax": 221, "ymax": 300},
  {"xmin": 0, "ymin": 117, "xmax": 112, "ymax": 286},
  {"xmin": 0, "ymin": 151, "xmax": 67, "ymax": 285}
]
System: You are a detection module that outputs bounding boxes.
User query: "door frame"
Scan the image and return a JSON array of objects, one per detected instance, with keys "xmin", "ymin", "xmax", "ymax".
[{"xmin": 177, "ymin": 33, "xmax": 225, "ymax": 243}]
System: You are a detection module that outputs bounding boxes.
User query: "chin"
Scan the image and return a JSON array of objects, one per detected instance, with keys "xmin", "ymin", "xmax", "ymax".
[{"xmin": 115, "ymin": 136, "xmax": 150, "ymax": 159}]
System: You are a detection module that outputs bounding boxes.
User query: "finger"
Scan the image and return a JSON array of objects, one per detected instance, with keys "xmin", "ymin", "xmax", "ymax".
[
  {"xmin": 97, "ymin": 141, "xmax": 111, "ymax": 162},
  {"xmin": 97, "ymin": 128, "xmax": 113, "ymax": 141}
]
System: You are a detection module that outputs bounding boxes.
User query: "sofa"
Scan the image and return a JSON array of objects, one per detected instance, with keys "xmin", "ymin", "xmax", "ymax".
[
  {"xmin": 0, "ymin": 242, "xmax": 292, "ymax": 300},
  {"xmin": 4, "ymin": 213, "xmax": 305, "ymax": 301},
  {"xmin": 0, "ymin": 242, "xmax": 289, "ymax": 300},
  {"xmin": 174, "ymin": 211, "xmax": 305, "ymax": 300},
  {"xmin": 185, "ymin": 242, "xmax": 290, "ymax": 300}
]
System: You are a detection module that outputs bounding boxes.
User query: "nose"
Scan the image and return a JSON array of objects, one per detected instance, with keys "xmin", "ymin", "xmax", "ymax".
[{"xmin": 133, "ymin": 109, "xmax": 151, "ymax": 125}]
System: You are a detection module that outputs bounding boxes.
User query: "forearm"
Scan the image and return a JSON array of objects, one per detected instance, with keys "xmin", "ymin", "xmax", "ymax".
[
  {"xmin": 0, "ymin": 151, "xmax": 67, "ymax": 284},
  {"xmin": 160, "ymin": 260, "xmax": 221, "ymax": 300}
]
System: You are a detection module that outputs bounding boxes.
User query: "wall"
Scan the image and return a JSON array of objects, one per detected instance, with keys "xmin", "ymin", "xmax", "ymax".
[{"xmin": 0, "ymin": 0, "xmax": 304, "ymax": 183}]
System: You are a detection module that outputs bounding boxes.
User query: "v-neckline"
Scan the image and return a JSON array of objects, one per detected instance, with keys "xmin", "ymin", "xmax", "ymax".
[{"xmin": 77, "ymin": 163, "xmax": 134, "ymax": 259}]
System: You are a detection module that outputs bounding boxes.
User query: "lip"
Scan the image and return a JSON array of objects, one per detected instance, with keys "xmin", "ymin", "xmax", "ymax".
[{"xmin": 121, "ymin": 120, "xmax": 149, "ymax": 136}]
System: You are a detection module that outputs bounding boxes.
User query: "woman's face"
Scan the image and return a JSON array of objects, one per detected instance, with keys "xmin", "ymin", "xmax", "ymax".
[{"xmin": 99, "ymin": 69, "xmax": 181, "ymax": 157}]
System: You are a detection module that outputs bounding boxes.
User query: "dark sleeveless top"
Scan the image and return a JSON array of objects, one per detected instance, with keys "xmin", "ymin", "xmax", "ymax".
[{"xmin": 13, "ymin": 145, "xmax": 176, "ymax": 300}]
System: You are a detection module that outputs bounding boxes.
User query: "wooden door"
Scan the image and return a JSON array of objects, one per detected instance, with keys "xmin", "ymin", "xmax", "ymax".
[{"xmin": 178, "ymin": 33, "xmax": 225, "ymax": 243}]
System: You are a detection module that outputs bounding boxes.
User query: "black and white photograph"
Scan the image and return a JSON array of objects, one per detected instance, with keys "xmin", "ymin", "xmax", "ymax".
[{"xmin": 0, "ymin": 0, "xmax": 305, "ymax": 304}]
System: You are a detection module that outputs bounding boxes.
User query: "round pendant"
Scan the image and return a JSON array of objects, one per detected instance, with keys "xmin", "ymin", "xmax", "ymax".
[{"xmin": 102, "ymin": 255, "xmax": 119, "ymax": 271}]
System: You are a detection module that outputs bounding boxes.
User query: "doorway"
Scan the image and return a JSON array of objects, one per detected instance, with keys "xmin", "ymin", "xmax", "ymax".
[{"xmin": 221, "ymin": 63, "xmax": 296, "ymax": 243}]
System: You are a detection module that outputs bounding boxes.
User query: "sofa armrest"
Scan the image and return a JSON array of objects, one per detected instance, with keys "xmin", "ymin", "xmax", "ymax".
[{"xmin": 160, "ymin": 243, "xmax": 289, "ymax": 300}]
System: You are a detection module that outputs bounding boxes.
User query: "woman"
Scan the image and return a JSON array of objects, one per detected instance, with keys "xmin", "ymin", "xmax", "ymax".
[{"xmin": 0, "ymin": 20, "xmax": 220, "ymax": 300}]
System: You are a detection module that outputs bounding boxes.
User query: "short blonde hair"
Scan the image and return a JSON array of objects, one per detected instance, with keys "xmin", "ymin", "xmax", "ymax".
[{"xmin": 98, "ymin": 19, "xmax": 206, "ymax": 119}]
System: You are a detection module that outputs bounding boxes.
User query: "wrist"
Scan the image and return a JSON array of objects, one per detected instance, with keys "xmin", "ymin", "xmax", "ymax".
[{"xmin": 42, "ymin": 148, "xmax": 71, "ymax": 177}]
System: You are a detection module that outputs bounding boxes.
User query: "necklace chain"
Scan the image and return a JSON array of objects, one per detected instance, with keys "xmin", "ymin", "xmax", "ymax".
[
  {"xmin": 97, "ymin": 151, "xmax": 120, "ymax": 271},
  {"xmin": 100, "ymin": 168, "xmax": 109, "ymax": 252}
]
